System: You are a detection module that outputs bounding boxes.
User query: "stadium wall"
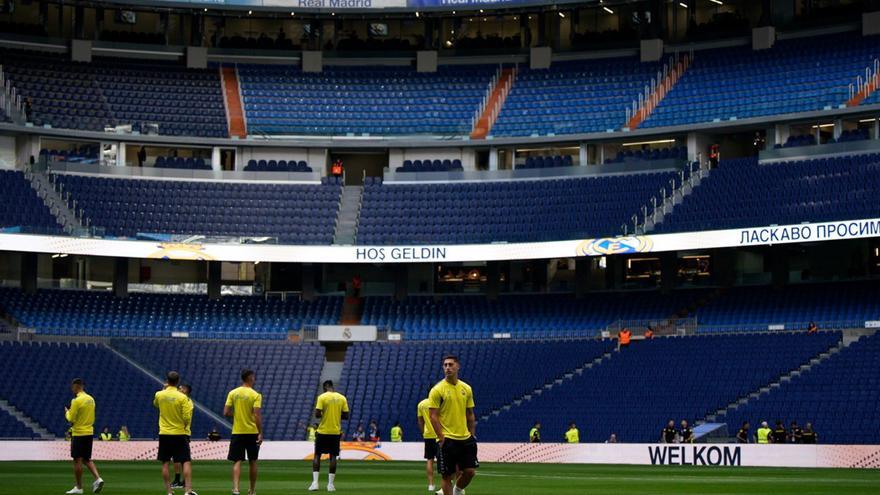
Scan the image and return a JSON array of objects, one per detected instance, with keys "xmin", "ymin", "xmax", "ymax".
[{"xmin": 1, "ymin": 441, "xmax": 878, "ymax": 468}]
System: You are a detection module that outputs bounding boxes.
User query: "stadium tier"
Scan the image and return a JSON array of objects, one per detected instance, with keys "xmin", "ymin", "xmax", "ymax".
[
  {"xmin": 0, "ymin": 340, "xmax": 215, "ymax": 439},
  {"xmin": 238, "ymin": 65, "xmax": 497, "ymax": 136},
  {"xmin": 693, "ymin": 282, "xmax": 880, "ymax": 332},
  {"xmin": 361, "ymin": 291, "xmax": 703, "ymax": 340},
  {"xmin": 338, "ymin": 339, "xmax": 617, "ymax": 440},
  {"xmin": 720, "ymin": 332, "xmax": 880, "ymax": 444},
  {"xmin": 478, "ymin": 332, "xmax": 843, "ymax": 443},
  {"xmin": 2, "ymin": 50, "xmax": 226, "ymax": 137},
  {"xmin": 54, "ymin": 175, "xmax": 342, "ymax": 243},
  {"xmin": 0, "ymin": 288, "xmax": 342, "ymax": 339},
  {"xmin": 0, "ymin": 170, "xmax": 64, "ymax": 234},
  {"xmin": 356, "ymin": 171, "xmax": 677, "ymax": 244},
  {"xmin": 490, "ymin": 58, "xmax": 662, "ymax": 137},
  {"xmin": 653, "ymin": 154, "xmax": 880, "ymax": 233},
  {"xmin": 641, "ymin": 33, "xmax": 878, "ymax": 128},
  {"xmin": 110, "ymin": 339, "xmax": 325, "ymax": 440}
]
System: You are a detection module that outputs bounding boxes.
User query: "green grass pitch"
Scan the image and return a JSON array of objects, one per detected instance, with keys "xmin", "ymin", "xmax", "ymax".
[{"xmin": 1, "ymin": 460, "xmax": 878, "ymax": 495}]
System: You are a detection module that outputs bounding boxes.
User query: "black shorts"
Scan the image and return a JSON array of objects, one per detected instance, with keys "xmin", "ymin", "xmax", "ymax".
[
  {"xmin": 314, "ymin": 433, "xmax": 342, "ymax": 457},
  {"xmin": 158, "ymin": 435, "xmax": 192, "ymax": 463},
  {"xmin": 424, "ymin": 439, "xmax": 439, "ymax": 460},
  {"xmin": 228, "ymin": 434, "xmax": 260, "ymax": 462},
  {"xmin": 71, "ymin": 435, "xmax": 94, "ymax": 461},
  {"xmin": 436, "ymin": 437, "xmax": 478, "ymax": 476}
]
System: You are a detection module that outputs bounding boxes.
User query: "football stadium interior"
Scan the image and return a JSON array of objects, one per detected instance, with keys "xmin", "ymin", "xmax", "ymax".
[{"xmin": 1, "ymin": 0, "xmax": 880, "ymax": 493}]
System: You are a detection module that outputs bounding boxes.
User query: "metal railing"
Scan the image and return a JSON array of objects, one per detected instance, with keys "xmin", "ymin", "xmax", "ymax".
[{"xmin": 848, "ymin": 58, "xmax": 880, "ymax": 102}]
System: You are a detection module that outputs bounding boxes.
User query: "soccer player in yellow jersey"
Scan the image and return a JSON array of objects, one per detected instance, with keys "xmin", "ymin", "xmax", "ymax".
[
  {"xmin": 565, "ymin": 422, "xmax": 580, "ymax": 443},
  {"xmin": 153, "ymin": 371, "xmax": 196, "ymax": 495},
  {"xmin": 172, "ymin": 384, "xmax": 194, "ymax": 489},
  {"xmin": 224, "ymin": 368, "xmax": 263, "ymax": 495},
  {"xmin": 417, "ymin": 391, "xmax": 439, "ymax": 492},
  {"xmin": 429, "ymin": 355, "xmax": 478, "ymax": 495},
  {"xmin": 310, "ymin": 380, "xmax": 349, "ymax": 492},
  {"xmin": 64, "ymin": 378, "xmax": 104, "ymax": 495}
]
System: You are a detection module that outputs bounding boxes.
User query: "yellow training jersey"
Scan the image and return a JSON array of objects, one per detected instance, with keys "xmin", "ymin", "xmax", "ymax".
[
  {"xmin": 225, "ymin": 386, "xmax": 263, "ymax": 435},
  {"xmin": 184, "ymin": 398, "xmax": 193, "ymax": 436},
  {"xmin": 65, "ymin": 392, "xmax": 95, "ymax": 437},
  {"xmin": 565, "ymin": 428, "xmax": 580, "ymax": 443},
  {"xmin": 315, "ymin": 391, "xmax": 349, "ymax": 435},
  {"xmin": 428, "ymin": 379, "xmax": 474, "ymax": 441},
  {"xmin": 153, "ymin": 386, "xmax": 193, "ymax": 436},
  {"xmin": 417, "ymin": 398, "xmax": 437, "ymax": 440}
]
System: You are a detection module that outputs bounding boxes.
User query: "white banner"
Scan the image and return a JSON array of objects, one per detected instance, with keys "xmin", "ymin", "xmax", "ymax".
[
  {"xmin": 1, "ymin": 217, "xmax": 879, "ymax": 264},
  {"xmin": 317, "ymin": 325, "xmax": 377, "ymax": 342},
  {"xmin": 1, "ymin": 441, "xmax": 878, "ymax": 468}
]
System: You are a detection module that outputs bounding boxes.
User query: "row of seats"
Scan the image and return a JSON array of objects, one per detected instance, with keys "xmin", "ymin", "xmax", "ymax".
[
  {"xmin": 154, "ymin": 156, "xmax": 211, "ymax": 170},
  {"xmin": 396, "ymin": 159, "xmax": 464, "ymax": 173},
  {"xmin": 54, "ymin": 175, "xmax": 342, "ymax": 244},
  {"xmin": 0, "ymin": 288, "xmax": 342, "ymax": 339},
  {"xmin": 516, "ymin": 155, "xmax": 574, "ymax": 170},
  {"xmin": 244, "ymin": 159, "xmax": 313, "ymax": 173},
  {"xmin": 604, "ymin": 146, "xmax": 688, "ymax": 164},
  {"xmin": 654, "ymin": 154, "xmax": 880, "ymax": 233},
  {"xmin": 0, "ymin": 170, "xmax": 64, "ymax": 234},
  {"xmin": 40, "ymin": 146, "xmax": 100, "ymax": 165}
]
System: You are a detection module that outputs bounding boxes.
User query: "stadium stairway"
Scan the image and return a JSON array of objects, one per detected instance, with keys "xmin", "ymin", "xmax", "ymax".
[
  {"xmin": 221, "ymin": 66, "xmax": 247, "ymax": 138},
  {"xmin": 104, "ymin": 341, "xmax": 233, "ymax": 432},
  {"xmin": 24, "ymin": 167, "xmax": 84, "ymax": 234},
  {"xmin": 624, "ymin": 54, "xmax": 691, "ymax": 130},
  {"xmin": 478, "ymin": 344, "xmax": 617, "ymax": 423},
  {"xmin": 0, "ymin": 398, "xmax": 53, "ymax": 439},
  {"xmin": 641, "ymin": 164, "xmax": 711, "ymax": 234},
  {"xmin": 470, "ymin": 67, "xmax": 516, "ymax": 139},
  {"xmin": 845, "ymin": 58, "xmax": 879, "ymax": 107},
  {"xmin": 334, "ymin": 185, "xmax": 363, "ymax": 245},
  {"xmin": 703, "ymin": 331, "xmax": 859, "ymax": 423}
]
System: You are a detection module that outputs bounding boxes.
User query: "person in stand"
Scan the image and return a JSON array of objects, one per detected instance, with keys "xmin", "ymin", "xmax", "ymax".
[
  {"xmin": 353, "ymin": 423, "xmax": 366, "ymax": 442},
  {"xmin": 618, "ymin": 328, "xmax": 632, "ymax": 349},
  {"xmin": 736, "ymin": 422, "xmax": 750, "ymax": 443},
  {"xmin": 771, "ymin": 420, "xmax": 787, "ymax": 444},
  {"xmin": 644, "ymin": 326, "xmax": 654, "ymax": 339},
  {"xmin": 100, "ymin": 427, "xmax": 112, "ymax": 441},
  {"xmin": 708, "ymin": 144, "xmax": 720, "ymax": 169},
  {"xmin": 117, "ymin": 426, "xmax": 130, "ymax": 442},
  {"xmin": 331, "ymin": 159, "xmax": 343, "ymax": 178},
  {"xmin": 789, "ymin": 421, "xmax": 803, "ymax": 443},
  {"xmin": 368, "ymin": 419, "xmax": 379, "ymax": 442},
  {"xmin": 660, "ymin": 420, "xmax": 677, "ymax": 443},
  {"xmin": 801, "ymin": 423, "xmax": 818, "ymax": 444},
  {"xmin": 679, "ymin": 420, "xmax": 694, "ymax": 443},
  {"xmin": 137, "ymin": 146, "xmax": 147, "ymax": 167},
  {"xmin": 807, "ymin": 322, "xmax": 818, "ymax": 334},
  {"xmin": 529, "ymin": 421, "xmax": 541, "ymax": 443},
  {"xmin": 390, "ymin": 421, "xmax": 403, "ymax": 442},
  {"xmin": 606, "ymin": 433, "xmax": 618, "ymax": 444},
  {"xmin": 24, "ymin": 97, "xmax": 33, "ymax": 122},
  {"xmin": 208, "ymin": 426, "xmax": 222, "ymax": 442},
  {"xmin": 65, "ymin": 378, "xmax": 105, "ymax": 495}
]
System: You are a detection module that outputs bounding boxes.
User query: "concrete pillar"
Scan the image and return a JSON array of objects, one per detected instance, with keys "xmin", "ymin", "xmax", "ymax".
[
  {"xmin": 302, "ymin": 263, "xmax": 316, "ymax": 301},
  {"xmin": 488, "ymin": 147, "xmax": 499, "ymax": 171},
  {"xmin": 21, "ymin": 252, "xmax": 37, "ymax": 295},
  {"xmin": 486, "ymin": 261, "xmax": 501, "ymax": 300},
  {"xmin": 113, "ymin": 257, "xmax": 128, "ymax": 298},
  {"xmin": 687, "ymin": 132, "xmax": 712, "ymax": 163},
  {"xmin": 574, "ymin": 257, "xmax": 591, "ymax": 298},
  {"xmin": 211, "ymin": 147, "xmax": 222, "ymax": 171},
  {"xmin": 598, "ymin": 145, "xmax": 605, "ymax": 165},
  {"xmin": 578, "ymin": 143, "xmax": 588, "ymax": 166},
  {"xmin": 116, "ymin": 142, "xmax": 126, "ymax": 167},
  {"xmin": 207, "ymin": 261, "xmax": 221, "ymax": 299},
  {"xmin": 660, "ymin": 252, "xmax": 677, "ymax": 293},
  {"xmin": 833, "ymin": 119, "xmax": 843, "ymax": 141},
  {"xmin": 874, "ymin": 118, "xmax": 880, "ymax": 140},
  {"xmin": 775, "ymin": 123, "xmax": 791, "ymax": 147},
  {"xmin": 605, "ymin": 255, "xmax": 623, "ymax": 290}
]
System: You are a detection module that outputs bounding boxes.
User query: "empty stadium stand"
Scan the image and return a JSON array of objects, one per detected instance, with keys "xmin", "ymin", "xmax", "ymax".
[
  {"xmin": 154, "ymin": 156, "xmax": 211, "ymax": 170},
  {"xmin": 720, "ymin": 332, "xmax": 880, "ymax": 444},
  {"xmin": 0, "ymin": 170, "xmax": 64, "ymax": 234},
  {"xmin": 0, "ymin": 408, "xmax": 38, "ymax": 439},
  {"xmin": 338, "ymin": 339, "xmax": 617, "ymax": 440},
  {"xmin": 604, "ymin": 146, "xmax": 688, "ymax": 164},
  {"xmin": 361, "ymin": 291, "xmax": 702, "ymax": 340},
  {"xmin": 653, "ymin": 154, "xmax": 880, "ymax": 233},
  {"xmin": 238, "ymin": 65, "xmax": 497, "ymax": 136},
  {"xmin": 0, "ymin": 340, "xmax": 216, "ymax": 438},
  {"xmin": 642, "ymin": 33, "xmax": 878, "ymax": 128},
  {"xmin": 357, "ymin": 171, "xmax": 678, "ymax": 244},
  {"xmin": 54, "ymin": 174, "xmax": 342, "ymax": 243},
  {"xmin": 693, "ymin": 282, "xmax": 880, "ymax": 332},
  {"xmin": 478, "ymin": 332, "xmax": 843, "ymax": 443},
  {"xmin": 516, "ymin": 155, "xmax": 574, "ymax": 169},
  {"xmin": 490, "ymin": 58, "xmax": 662, "ymax": 137},
  {"xmin": 0, "ymin": 288, "xmax": 343, "ymax": 339},
  {"xmin": 111, "ymin": 339, "xmax": 325, "ymax": 440},
  {"xmin": 396, "ymin": 159, "xmax": 464, "ymax": 173},
  {"xmin": 2, "ymin": 50, "xmax": 227, "ymax": 137}
]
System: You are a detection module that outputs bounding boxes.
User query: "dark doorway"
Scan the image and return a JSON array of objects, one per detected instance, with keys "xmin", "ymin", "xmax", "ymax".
[{"xmin": 329, "ymin": 150, "xmax": 388, "ymax": 185}]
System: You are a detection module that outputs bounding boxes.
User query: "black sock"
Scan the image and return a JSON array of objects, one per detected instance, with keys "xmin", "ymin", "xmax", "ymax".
[{"xmin": 174, "ymin": 474, "xmax": 181, "ymax": 483}]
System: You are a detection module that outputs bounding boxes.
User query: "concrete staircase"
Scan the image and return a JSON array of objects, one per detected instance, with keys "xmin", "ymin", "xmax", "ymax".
[
  {"xmin": 702, "ymin": 336, "xmax": 849, "ymax": 423},
  {"xmin": 637, "ymin": 165, "xmax": 711, "ymax": 235},
  {"xmin": 333, "ymin": 185, "xmax": 363, "ymax": 245},
  {"xmin": 221, "ymin": 66, "xmax": 247, "ymax": 138},
  {"xmin": 23, "ymin": 168, "xmax": 85, "ymax": 234},
  {"xmin": 470, "ymin": 67, "xmax": 516, "ymax": 139},
  {"xmin": 0, "ymin": 398, "xmax": 54, "ymax": 439},
  {"xmin": 478, "ymin": 349, "xmax": 616, "ymax": 423}
]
